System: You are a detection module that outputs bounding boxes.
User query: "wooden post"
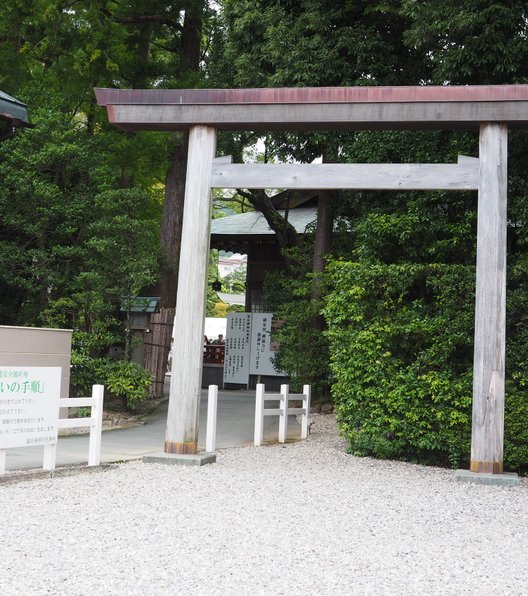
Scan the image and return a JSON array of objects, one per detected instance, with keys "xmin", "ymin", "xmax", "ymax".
[
  {"xmin": 278, "ymin": 384, "xmax": 289, "ymax": 444},
  {"xmin": 301, "ymin": 384, "xmax": 311, "ymax": 440},
  {"xmin": 165, "ymin": 125, "xmax": 217, "ymax": 455},
  {"xmin": 88, "ymin": 385, "xmax": 104, "ymax": 466},
  {"xmin": 205, "ymin": 385, "xmax": 218, "ymax": 453},
  {"xmin": 470, "ymin": 123, "xmax": 508, "ymax": 474},
  {"xmin": 254, "ymin": 384, "xmax": 265, "ymax": 447},
  {"xmin": 42, "ymin": 443, "xmax": 57, "ymax": 471}
]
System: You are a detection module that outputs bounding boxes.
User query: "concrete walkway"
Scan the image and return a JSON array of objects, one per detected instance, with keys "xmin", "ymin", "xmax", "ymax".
[{"xmin": 3, "ymin": 387, "xmax": 302, "ymax": 472}]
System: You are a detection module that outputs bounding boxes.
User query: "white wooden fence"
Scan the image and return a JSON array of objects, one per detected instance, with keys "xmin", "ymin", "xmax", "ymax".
[
  {"xmin": 0, "ymin": 384, "xmax": 104, "ymax": 475},
  {"xmin": 205, "ymin": 384, "xmax": 218, "ymax": 452},
  {"xmin": 254, "ymin": 384, "xmax": 311, "ymax": 446}
]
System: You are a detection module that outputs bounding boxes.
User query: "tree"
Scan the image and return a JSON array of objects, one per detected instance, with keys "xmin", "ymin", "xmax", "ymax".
[
  {"xmin": 0, "ymin": 1, "xmax": 170, "ymax": 405},
  {"xmin": 210, "ymin": 0, "xmax": 431, "ymax": 397},
  {"xmin": 0, "ymin": 0, "xmax": 219, "ymax": 397},
  {"xmin": 401, "ymin": 1, "xmax": 528, "ymax": 84}
]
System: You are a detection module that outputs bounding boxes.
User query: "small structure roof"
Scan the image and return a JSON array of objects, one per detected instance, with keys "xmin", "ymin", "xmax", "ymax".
[
  {"xmin": 217, "ymin": 292, "xmax": 245, "ymax": 306},
  {"xmin": 211, "ymin": 207, "xmax": 316, "ymax": 237},
  {"xmin": 120, "ymin": 296, "xmax": 161, "ymax": 313},
  {"xmin": 0, "ymin": 91, "xmax": 30, "ymax": 122},
  {"xmin": 0, "ymin": 90, "xmax": 31, "ymax": 142},
  {"xmin": 210, "ymin": 206, "xmax": 317, "ymax": 253}
]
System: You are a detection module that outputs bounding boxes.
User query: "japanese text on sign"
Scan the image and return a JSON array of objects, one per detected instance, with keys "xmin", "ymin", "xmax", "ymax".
[
  {"xmin": 249, "ymin": 314, "xmax": 281, "ymax": 376},
  {"xmin": 0, "ymin": 367, "xmax": 61, "ymax": 449},
  {"xmin": 223, "ymin": 313, "xmax": 252, "ymax": 384}
]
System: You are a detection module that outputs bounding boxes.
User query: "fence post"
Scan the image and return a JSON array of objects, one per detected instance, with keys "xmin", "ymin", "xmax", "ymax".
[
  {"xmin": 206, "ymin": 385, "xmax": 218, "ymax": 452},
  {"xmin": 42, "ymin": 443, "xmax": 57, "ymax": 471},
  {"xmin": 301, "ymin": 384, "xmax": 311, "ymax": 439},
  {"xmin": 254, "ymin": 384, "xmax": 265, "ymax": 446},
  {"xmin": 88, "ymin": 385, "xmax": 104, "ymax": 466},
  {"xmin": 278, "ymin": 384, "xmax": 289, "ymax": 444}
]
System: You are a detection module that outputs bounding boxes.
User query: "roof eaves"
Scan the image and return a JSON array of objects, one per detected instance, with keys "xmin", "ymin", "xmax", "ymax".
[{"xmin": 0, "ymin": 91, "xmax": 32, "ymax": 127}]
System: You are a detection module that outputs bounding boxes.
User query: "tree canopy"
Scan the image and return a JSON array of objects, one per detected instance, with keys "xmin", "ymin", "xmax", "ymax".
[{"xmin": 2, "ymin": 1, "xmax": 528, "ymax": 467}]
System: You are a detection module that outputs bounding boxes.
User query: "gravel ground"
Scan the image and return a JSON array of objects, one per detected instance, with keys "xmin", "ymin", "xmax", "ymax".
[{"xmin": 1, "ymin": 414, "xmax": 527, "ymax": 596}]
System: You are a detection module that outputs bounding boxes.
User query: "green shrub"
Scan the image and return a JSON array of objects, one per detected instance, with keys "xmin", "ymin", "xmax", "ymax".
[
  {"xmin": 103, "ymin": 360, "xmax": 152, "ymax": 410},
  {"xmin": 324, "ymin": 261, "xmax": 477, "ymax": 469},
  {"xmin": 324, "ymin": 260, "xmax": 528, "ymax": 471},
  {"xmin": 504, "ymin": 385, "xmax": 528, "ymax": 472},
  {"xmin": 70, "ymin": 351, "xmax": 103, "ymax": 397},
  {"xmin": 71, "ymin": 353, "xmax": 151, "ymax": 410}
]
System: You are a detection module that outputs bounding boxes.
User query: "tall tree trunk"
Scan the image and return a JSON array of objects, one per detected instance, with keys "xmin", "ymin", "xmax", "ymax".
[
  {"xmin": 159, "ymin": 133, "xmax": 188, "ymax": 309},
  {"xmin": 238, "ymin": 189, "xmax": 300, "ymax": 269},
  {"xmin": 159, "ymin": 2, "xmax": 204, "ymax": 310},
  {"xmin": 180, "ymin": 2, "xmax": 204, "ymax": 75},
  {"xmin": 147, "ymin": 3, "xmax": 204, "ymax": 396},
  {"xmin": 311, "ymin": 190, "xmax": 334, "ymax": 328}
]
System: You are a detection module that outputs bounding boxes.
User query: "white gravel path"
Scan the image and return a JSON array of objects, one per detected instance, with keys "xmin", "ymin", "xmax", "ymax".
[{"xmin": 1, "ymin": 414, "xmax": 527, "ymax": 596}]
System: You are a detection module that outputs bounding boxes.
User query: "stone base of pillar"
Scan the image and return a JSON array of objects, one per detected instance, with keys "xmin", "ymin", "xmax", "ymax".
[
  {"xmin": 454, "ymin": 469, "xmax": 519, "ymax": 487},
  {"xmin": 143, "ymin": 453, "xmax": 216, "ymax": 467}
]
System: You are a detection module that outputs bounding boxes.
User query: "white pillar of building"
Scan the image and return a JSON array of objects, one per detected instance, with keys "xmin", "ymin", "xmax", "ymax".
[
  {"xmin": 470, "ymin": 123, "xmax": 508, "ymax": 473},
  {"xmin": 165, "ymin": 125, "xmax": 217, "ymax": 455}
]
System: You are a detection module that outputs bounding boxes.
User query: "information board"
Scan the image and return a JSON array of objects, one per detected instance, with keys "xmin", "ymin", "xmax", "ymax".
[
  {"xmin": 0, "ymin": 366, "xmax": 61, "ymax": 449},
  {"xmin": 249, "ymin": 313, "xmax": 281, "ymax": 376},
  {"xmin": 223, "ymin": 313, "xmax": 252, "ymax": 384}
]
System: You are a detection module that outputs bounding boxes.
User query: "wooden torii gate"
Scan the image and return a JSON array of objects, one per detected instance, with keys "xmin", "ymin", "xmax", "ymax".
[{"xmin": 96, "ymin": 85, "xmax": 528, "ymax": 481}]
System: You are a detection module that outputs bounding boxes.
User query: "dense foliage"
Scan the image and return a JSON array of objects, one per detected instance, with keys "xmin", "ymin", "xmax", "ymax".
[
  {"xmin": 0, "ymin": 0, "xmax": 212, "ymax": 406},
  {"xmin": 324, "ymin": 262, "xmax": 474, "ymax": 468},
  {"xmin": 217, "ymin": 1, "xmax": 528, "ymax": 470},
  {"xmin": 2, "ymin": 0, "xmax": 528, "ymax": 462}
]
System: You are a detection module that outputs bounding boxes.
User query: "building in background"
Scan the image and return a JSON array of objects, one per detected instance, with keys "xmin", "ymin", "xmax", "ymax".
[
  {"xmin": 211, "ymin": 192, "xmax": 318, "ymax": 312},
  {"xmin": 0, "ymin": 91, "xmax": 31, "ymax": 142},
  {"xmin": 217, "ymin": 252, "xmax": 247, "ymax": 279}
]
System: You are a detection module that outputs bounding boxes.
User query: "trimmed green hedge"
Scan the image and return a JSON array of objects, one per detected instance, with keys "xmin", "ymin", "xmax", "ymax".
[{"xmin": 324, "ymin": 261, "xmax": 528, "ymax": 472}]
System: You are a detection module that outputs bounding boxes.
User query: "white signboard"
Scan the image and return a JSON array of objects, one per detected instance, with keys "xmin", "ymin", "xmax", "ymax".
[
  {"xmin": 0, "ymin": 366, "xmax": 61, "ymax": 449},
  {"xmin": 223, "ymin": 313, "xmax": 252, "ymax": 384},
  {"xmin": 249, "ymin": 313, "xmax": 281, "ymax": 376}
]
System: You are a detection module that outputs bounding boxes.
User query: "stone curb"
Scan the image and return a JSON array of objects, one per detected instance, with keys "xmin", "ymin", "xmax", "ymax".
[{"xmin": 0, "ymin": 463, "xmax": 118, "ymax": 485}]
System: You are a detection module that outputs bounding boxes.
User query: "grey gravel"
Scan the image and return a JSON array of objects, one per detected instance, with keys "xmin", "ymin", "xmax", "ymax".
[{"xmin": 1, "ymin": 414, "xmax": 527, "ymax": 596}]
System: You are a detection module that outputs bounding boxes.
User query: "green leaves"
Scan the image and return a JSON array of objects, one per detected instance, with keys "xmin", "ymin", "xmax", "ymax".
[
  {"xmin": 324, "ymin": 258, "xmax": 528, "ymax": 471},
  {"xmin": 324, "ymin": 261, "xmax": 475, "ymax": 467},
  {"xmin": 70, "ymin": 352, "xmax": 151, "ymax": 410},
  {"xmin": 218, "ymin": 0, "xmax": 430, "ymax": 92},
  {"xmin": 401, "ymin": 0, "xmax": 528, "ymax": 84}
]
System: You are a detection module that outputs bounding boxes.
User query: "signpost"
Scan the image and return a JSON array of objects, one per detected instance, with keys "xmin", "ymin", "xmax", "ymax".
[
  {"xmin": 0, "ymin": 366, "xmax": 61, "ymax": 450},
  {"xmin": 0, "ymin": 367, "xmax": 104, "ymax": 474},
  {"xmin": 224, "ymin": 313, "xmax": 282, "ymax": 385},
  {"xmin": 223, "ymin": 313, "xmax": 252, "ymax": 384},
  {"xmin": 249, "ymin": 313, "xmax": 280, "ymax": 377}
]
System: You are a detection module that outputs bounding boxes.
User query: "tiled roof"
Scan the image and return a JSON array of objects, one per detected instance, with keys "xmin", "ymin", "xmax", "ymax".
[{"xmin": 0, "ymin": 90, "xmax": 30, "ymax": 125}]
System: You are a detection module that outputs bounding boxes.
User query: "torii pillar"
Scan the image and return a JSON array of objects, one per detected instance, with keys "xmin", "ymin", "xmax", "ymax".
[
  {"xmin": 468, "ymin": 124, "xmax": 508, "ymax": 474},
  {"xmin": 164, "ymin": 125, "xmax": 217, "ymax": 457}
]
